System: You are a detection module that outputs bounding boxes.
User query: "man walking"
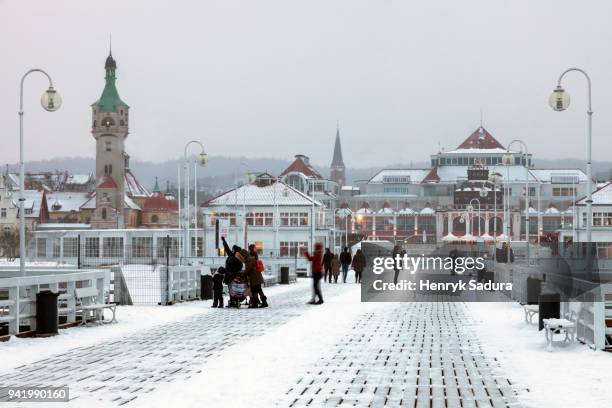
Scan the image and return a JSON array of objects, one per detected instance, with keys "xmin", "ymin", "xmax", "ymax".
[{"xmin": 339, "ymin": 247, "xmax": 352, "ymax": 283}]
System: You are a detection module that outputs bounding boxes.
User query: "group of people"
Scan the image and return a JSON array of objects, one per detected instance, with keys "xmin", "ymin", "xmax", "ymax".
[
  {"xmin": 211, "ymin": 236, "xmax": 268, "ymax": 308},
  {"xmin": 303, "ymin": 244, "xmax": 367, "ymax": 305},
  {"xmin": 320, "ymin": 247, "xmax": 366, "ymax": 284}
]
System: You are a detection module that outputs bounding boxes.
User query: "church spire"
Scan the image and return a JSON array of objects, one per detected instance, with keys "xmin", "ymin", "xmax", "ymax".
[
  {"xmin": 331, "ymin": 122, "xmax": 345, "ymax": 168},
  {"xmin": 330, "ymin": 122, "xmax": 346, "ymax": 186}
]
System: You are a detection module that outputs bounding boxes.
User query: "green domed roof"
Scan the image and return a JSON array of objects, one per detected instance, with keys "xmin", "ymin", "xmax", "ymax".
[{"xmin": 92, "ymin": 52, "xmax": 128, "ymax": 113}]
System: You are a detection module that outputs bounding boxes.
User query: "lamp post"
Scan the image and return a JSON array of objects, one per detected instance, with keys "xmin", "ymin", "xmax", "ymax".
[
  {"xmin": 18, "ymin": 69, "xmax": 62, "ymax": 277},
  {"xmin": 504, "ymin": 140, "xmax": 530, "ymax": 264},
  {"xmin": 549, "ymin": 68, "xmax": 593, "ymax": 270},
  {"xmin": 337, "ymin": 207, "xmax": 351, "ymax": 250},
  {"xmin": 488, "ymin": 172, "xmax": 502, "ymax": 263},
  {"xmin": 182, "ymin": 141, "xmax": 207, "ymax": 262},
  {"xmin": 468, "ymin": 198, "xmax": 482, "ymax": 237}
]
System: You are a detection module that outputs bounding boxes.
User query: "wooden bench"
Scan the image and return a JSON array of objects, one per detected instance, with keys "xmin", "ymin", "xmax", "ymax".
[
  {"xmin": 543, "ymin": 318, "xmax": 575, "ymax": 350},
  {"xmin": 75, "ymin": 287, "xmax": 117, "ymax": 324},
  {"xmin": 523, "ymin": 304, "xmax": 539, "ymax": 324}
]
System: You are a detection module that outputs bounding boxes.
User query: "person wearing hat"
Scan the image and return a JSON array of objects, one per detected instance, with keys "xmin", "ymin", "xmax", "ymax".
[
  {"xmin": 303, "ymin": 242, "xmax": 324, "ymax": 305},
  {"xmin": 221, "ymin": 236, "xmax": 244, "ymax": 284}
]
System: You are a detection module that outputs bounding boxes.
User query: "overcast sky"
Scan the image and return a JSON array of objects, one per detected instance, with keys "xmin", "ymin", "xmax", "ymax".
[{"xmin": 1, "ymin": 0, "xmax": 611, "ymax": 168}]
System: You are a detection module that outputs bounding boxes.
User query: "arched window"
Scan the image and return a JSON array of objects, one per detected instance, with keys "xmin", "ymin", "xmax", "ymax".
[
  {"xmin": 102, "ymin": 208, "xmax": 107, "ymax": 220},
  {"xmin": 120, "ymin": 120, "xmax": 125, "ymax": 126},
  {"xmin": 151, "ymin": 214, "xmax": 159, "ymax": 223}
]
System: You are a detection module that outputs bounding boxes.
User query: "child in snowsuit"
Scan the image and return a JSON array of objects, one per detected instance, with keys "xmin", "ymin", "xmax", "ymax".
[{"xmin": 212, "ymin": 267, "xmax": 225, "ymax": 308}]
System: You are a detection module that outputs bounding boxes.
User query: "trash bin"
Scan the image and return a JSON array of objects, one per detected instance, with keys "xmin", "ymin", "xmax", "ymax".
[
  {"xmin": 526, "ymin": 277, "xmax": 542, "ymax": 305},
  {"xmin": 201, "ymin": 274, "xmax": 213, "ymax": 300},
  {"xmin": 538, "ymin": 292, "xmax": 560, "ymax": 331},
  {"xmin": 280, "ymin": 267, "xmax": 290, "ymax": 284},
  {"xmin": 36, "ymin": 290, "xmax": 59, "ymax": 337}
]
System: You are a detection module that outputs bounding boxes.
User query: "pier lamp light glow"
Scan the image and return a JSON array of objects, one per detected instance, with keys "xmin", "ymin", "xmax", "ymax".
[
  {"xmin": 41, "ymin": 87, "xmax": 62, "ymax": 112},
  {"xmin": 549, "ymin": 86, "xmax": 570, "ymax": 112}
]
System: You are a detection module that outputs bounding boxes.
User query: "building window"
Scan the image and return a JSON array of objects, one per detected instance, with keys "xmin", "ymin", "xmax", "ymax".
[
  {"xmin": 592, "ymin": 212, "xmax": 612, "ymax": 227},
  {"xmin": 36, "ymin": 238, "xmax": 46, "ymax": 258},
  {"xmin": 280, "ymin": 212, "xmax": 309, "ymax": 226},
  {"xmin": 132, "ymin": 237, "xmax": 153, "ymax": 258},
  {"xmin": 85, "ymin": 237, "xmax": 100, "ymax": 257},
  {"xmin": 0, "ymin": 208, "xmax": 6, "ymax": 218},
  {"xmin": 552, "ymin": 187, "xmax": 577, "ymax": 197},
  {"xmin": 246, "ymin": 212, "xmax": 273, "ymax": 226},
  {"xmin": 210, "ymin": 212, "xmax": 236, "ymax": 226},
  {"xmin": 280, "ymin": 241, "xmax": 307, "ymax": 257},
  {"xmin": 157, "ymin": 237, "xmax": 179, "ymax": 258},
  {"xmin": 105, "ymin": 141, "xmax": 112, "ymax": 152},
  {"xmin": 63, "ymin": 237, "xmax": 78, "ymax": 257},
  {"xmin": 102, "ymin": 208, "xmax": 107, "ymax": 219},
  {"xmin": 103, "ymin": 237, "xmax": 124, "ymax": 257},
  {"xmin": 191, "ymin": 237, "xmax": 203, "ymax": 257},
  {"xmin": 151, "ymin": 214, "xmax": 159, "ymax": 223},
  {"xmin": 382, "ymin": 176, "xmax": 411, "ymax": 184}
]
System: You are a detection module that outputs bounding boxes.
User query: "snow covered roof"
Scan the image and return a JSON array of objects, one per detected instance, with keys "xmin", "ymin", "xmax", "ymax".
[
  {"xmin": 529, "ymin": 169, "xmax": 587, "ymax": 183},
  {"xmin": 367, "ymin": 165, "xmax": 577, "ymax": 184},
  {"xmin": 124, "ymin": 195, "xmax": 141, "ymax": 210},
  {"xmin": 78, "ymin": 193, "xmax": 142, "ymax": 211},
  {"xmin": 16, "ymin": 190, "xmax": 44, "ymax": 218},
  {"xmin": 443, "ymin": 147, "xmax": 513, "ymax": 154},
  {"xmin": 420, "ymin": 206, "xmax": 435, "ymax": 215},
  {"xmin": 279, "ymin": 155, "xmax": 322, "ymax": 179},
  {"xmin": 125, "ymin": 170, "xmax": 150, "ymax": 198},
  {"xmin": 46, "ymin": 192, "xmax": 91, "ymax": 213},
  {"xmin": 65, "ymin": 174, "xmax": 93, "ymax": 185},
  {"xmin": 455, "ymin": 127, "xmax": 505, "ymax": 150},
  {"xmin": 577, "ymin": 181, "xmax": 612, "ymax": 206},
  {"xmin": 544, "ymin": 205, "xmax": 560, "ymax": 215},
  {"xmin": 368, "ymin": 169, "xmax": 429, "ymax": 184},
  {"xmin": 205, "ymin": 181, "xmax": 322, "ymax": 207}
]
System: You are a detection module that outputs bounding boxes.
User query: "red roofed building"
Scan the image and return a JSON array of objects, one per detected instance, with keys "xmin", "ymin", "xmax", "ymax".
[{"xmin": 141, "ymin": 178, "xmax": 178, "ymax": 228}]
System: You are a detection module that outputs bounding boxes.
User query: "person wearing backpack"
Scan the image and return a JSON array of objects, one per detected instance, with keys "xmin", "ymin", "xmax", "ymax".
[{"xmin": 248, "ymin": 244, "xmax": 268, "ymax": 308}]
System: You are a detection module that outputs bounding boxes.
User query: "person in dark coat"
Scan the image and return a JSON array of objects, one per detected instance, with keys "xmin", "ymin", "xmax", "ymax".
[
  {"xmin": 351, "ymin": 249, "xmax": 366, "ymax": 283},
  {"xmin": 392, "ymin": 245, "xmax": 402, "ymax": 284},
  {"xmin": 221, "ymin": 236, "xmax": 243, "ymax": 284},
  {"xmin": 304, "ymin": 243, "xmax": 324, "ymax": 304},
  {"xmin": 322, "ymin": 248, "xmax": 333, "ymax": 283},
  {"xmin": 212, "ymin": 267, "xmax": 225, "ymax": 308},
  {"xmin": 339, "ymin": 247, "xmax": 352, "ymax": 283},
  {"xmin": 248, "ymin": 244, "xmax": 268, "ymax": 308}
]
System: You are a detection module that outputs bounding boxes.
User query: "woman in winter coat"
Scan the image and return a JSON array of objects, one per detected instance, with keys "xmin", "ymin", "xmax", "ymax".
[
  {"xmin": 351, "ymin": 249, "xmax": 366, "ymax": 283},
  {"xmin": 247, "ymin": 244, "xmax": 268, "ymax": 308},
  {"xmin": 303, "ymin": 243, "xmax": 324, "ymax": 304},
  {"xmin": 239, "ymin": 249, "xmax": 264, "ymax": 308},
  {"xmin": 330, "ymin": 254, "xmax": 341, "ymax": 284}
]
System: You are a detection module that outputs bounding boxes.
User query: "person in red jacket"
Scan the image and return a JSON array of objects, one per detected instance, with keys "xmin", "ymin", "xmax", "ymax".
[{"xmin": 303, "ymin": 242, "xmax": 324, "ymax": 305}]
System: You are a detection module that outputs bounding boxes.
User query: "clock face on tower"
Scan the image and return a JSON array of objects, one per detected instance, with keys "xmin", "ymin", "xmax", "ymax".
[{"xmin": 102, "ymin": 117, "xmax": 115, "ymax": 127}]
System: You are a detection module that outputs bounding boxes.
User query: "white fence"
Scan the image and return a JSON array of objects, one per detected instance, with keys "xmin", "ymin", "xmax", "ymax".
[
  {"xmin": 0, "ymin": 269, "xmax": 110, "ymax": 336},
  {"xmin": 111, "ymin": 265, "xmax": 203, "ymax": 305},
  {"xmin": 164, "ymin": 266, "xmax": 201, "ymax": 304}
]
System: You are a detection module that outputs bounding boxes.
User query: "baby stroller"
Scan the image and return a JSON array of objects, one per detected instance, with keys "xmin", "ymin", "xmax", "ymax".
[{"xmin": 227, "ymin": 273, "xmax": 249, "ymax": 308}]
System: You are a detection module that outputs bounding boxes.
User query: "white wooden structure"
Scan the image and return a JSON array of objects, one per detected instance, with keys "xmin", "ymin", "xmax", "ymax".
[{"xmin": 0, "ymin": 269, "xmax": 110, "ymax": 336}]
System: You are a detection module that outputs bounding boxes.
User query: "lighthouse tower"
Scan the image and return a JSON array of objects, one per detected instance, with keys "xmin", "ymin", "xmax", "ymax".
[{"xmin": 90, "ymin": 50, "xmax": 129, "ymax": 228}]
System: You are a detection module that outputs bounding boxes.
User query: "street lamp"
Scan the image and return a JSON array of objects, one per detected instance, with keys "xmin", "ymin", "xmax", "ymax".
[
  {"xmin": 336, "ymin": 207, "xmax": 351, "ymax": 250},
  {"xmin": 488, "ymin": 172, "xmax": 502, "ymax": 263},
  {"xmin": 550, "ymin": 68, "xmax": 593, "ymax": 270},
  {"xmin": 18, "ymin": 69, "xmax": 62, "ymax": 277},
  {"xmin": 468, "ymin": 199, "xmax": 482, "ymax": 237},
  {"xmin": 181, "ymin": 141, "xmax": 207, "ymax": 262},
  {"xmin": 506, "ymin": 140, "xmax": 530, "ymax": 264}
]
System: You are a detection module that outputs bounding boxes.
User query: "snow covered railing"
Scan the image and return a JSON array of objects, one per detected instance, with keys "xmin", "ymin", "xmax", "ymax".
[
  {"xmin": 163, "ymin": 266, "xmax": 201, "ymax": 305},
  {"xmin": 0, "ymin": 269, "xmax": 110, "ymax": 336}
]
